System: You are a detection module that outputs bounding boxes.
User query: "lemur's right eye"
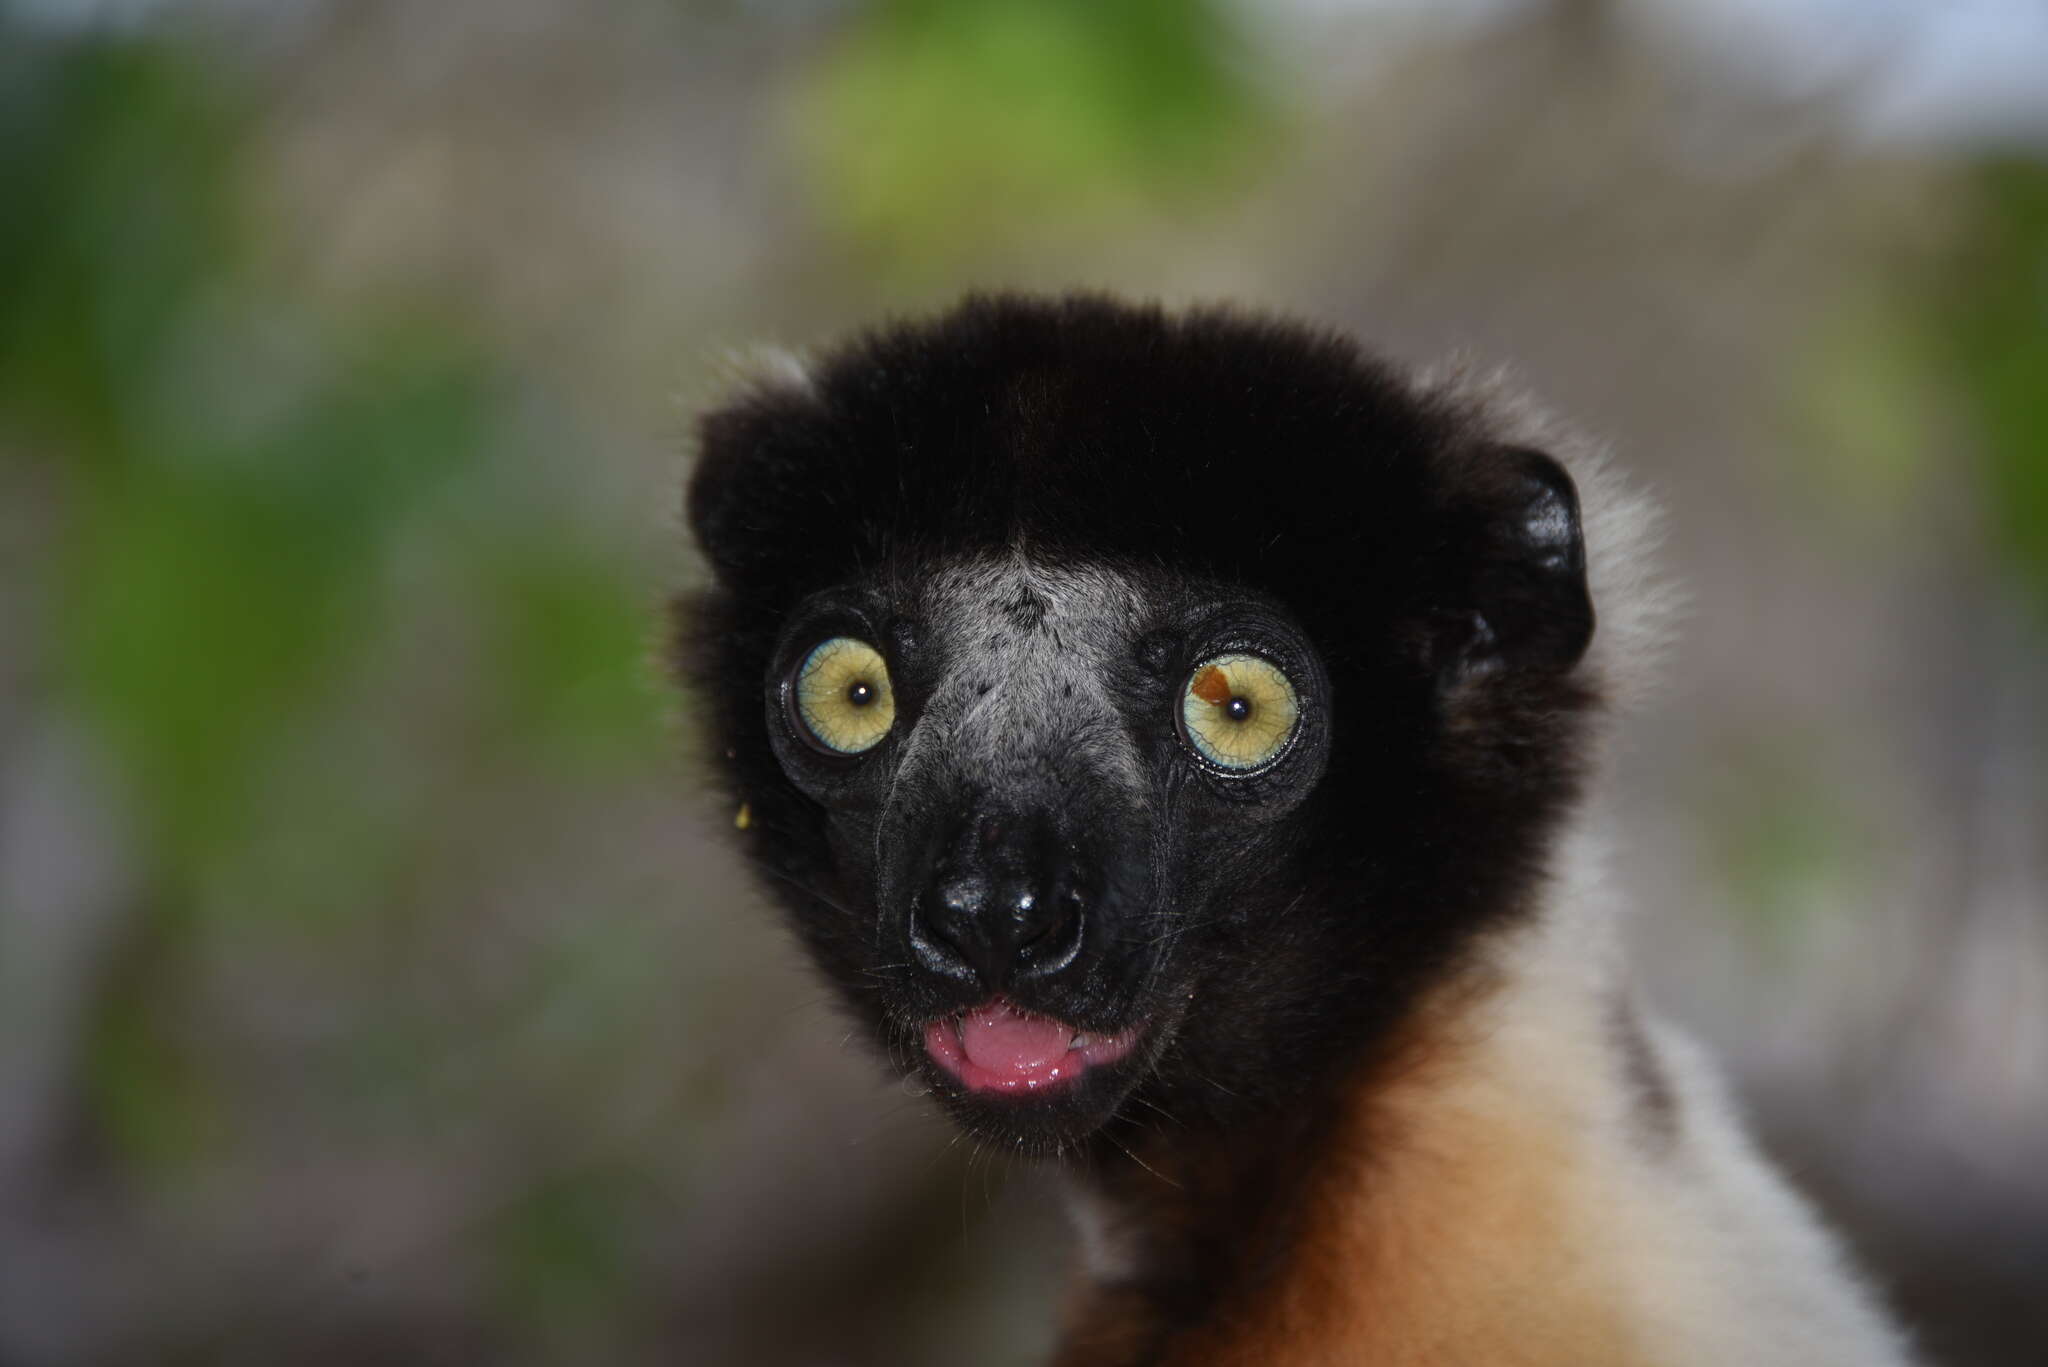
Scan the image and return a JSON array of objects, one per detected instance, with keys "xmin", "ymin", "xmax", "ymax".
[{"xmin": 793, "ymin": 637, "xmax": 895, "ymax": 754}]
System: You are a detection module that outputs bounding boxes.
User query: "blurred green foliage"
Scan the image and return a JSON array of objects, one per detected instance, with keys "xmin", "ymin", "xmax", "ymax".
[
  {"xmin": 1704, "ymin": 741, "xmax": 1868, "ymax": 950},
  {"xmin": 487, "ymin": 1165, "xmax": 665, "ymax": 1354},
  {"xmin": 1796, "ymin": 157, "xmax": 2048, "ymax": 622},
  {"xmin": 792, "ymin": 0, "xmax": 1273, "ymax": 266},
  {"xmin": 1799, "ymin": 291, "xmax": 1942, "ymax": 538},
  {"xmin": 1938, "ymin": 159, "xmax": 2048, "ymax": 614},
  {"xmin": 0, "ymin": 31, "xmax": 661, "ymax": 1192}
]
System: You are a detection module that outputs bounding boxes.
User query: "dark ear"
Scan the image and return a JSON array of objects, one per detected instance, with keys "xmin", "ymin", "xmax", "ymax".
[
  {"xmin": 686, "ymin": 385, "xmax": 827, "ymax": 590},
  {"xmin": 686, "ymin": 404, "xmax": 763, "ymax": 583},
  {"xmin": 1435, "ymin": 446, "xmax": 1594, "ymax": 680}
]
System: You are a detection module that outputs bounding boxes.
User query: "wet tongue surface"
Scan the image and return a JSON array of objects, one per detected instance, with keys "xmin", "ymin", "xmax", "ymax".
[{"xmin": 959, "ymin": 1000, "xmax": 1072, "ymax": 1074}]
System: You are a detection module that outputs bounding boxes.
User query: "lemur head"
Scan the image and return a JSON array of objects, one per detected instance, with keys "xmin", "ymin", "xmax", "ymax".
[{"xmin": 680, "ymin": 295, "xmax": 1598, "ymax": 1155}]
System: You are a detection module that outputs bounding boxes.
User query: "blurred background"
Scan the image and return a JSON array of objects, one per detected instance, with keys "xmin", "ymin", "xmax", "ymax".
[{"xmin": 2, "ymin": 0, "xmax": 2045, "ymax": 1362}]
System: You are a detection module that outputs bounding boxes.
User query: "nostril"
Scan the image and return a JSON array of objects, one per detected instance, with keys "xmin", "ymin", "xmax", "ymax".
[
  {"xmin": 1014, "ymin": 889, "xmax": 1065, "ymax": 949},
  {"xmin": 1016, "ymin": 887, "xmax": 1087, "ymax": 979},
  {"xmin": 907, "ymin": 893, "xmax": 979, "ymax": 983}
]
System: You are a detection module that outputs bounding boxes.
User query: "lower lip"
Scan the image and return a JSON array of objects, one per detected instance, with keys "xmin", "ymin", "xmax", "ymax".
[{"xmin": 923, "ymin": 1006, "xmax": 1142, "ymax": 1095}]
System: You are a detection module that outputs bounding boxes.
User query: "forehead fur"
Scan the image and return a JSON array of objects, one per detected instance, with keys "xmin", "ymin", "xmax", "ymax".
[
  {"xmin": 919, "ymin": 553, "xmax": 1144, "ymax": 633},
  {"xmin": 688, "ymin": 293, "xmax": 1491, "ymax": 647}
]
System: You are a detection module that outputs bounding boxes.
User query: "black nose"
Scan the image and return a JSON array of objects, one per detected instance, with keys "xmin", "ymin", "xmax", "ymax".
[{"xmin": 907, "ymin": 811, "xmax": 1089, "ymax": 991}]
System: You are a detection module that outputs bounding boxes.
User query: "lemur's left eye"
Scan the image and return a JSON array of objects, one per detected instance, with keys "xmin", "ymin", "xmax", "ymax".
[
  {"xmin": 1179, "ymin": 653, "xmax": 1300, "ymax": 770},
  {"xmin": 794, "ymin": 637, "xmax": 896, "ymax": 754}
]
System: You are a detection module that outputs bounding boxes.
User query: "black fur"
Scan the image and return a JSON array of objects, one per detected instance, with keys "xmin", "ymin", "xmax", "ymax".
[{"xmin": 677, "ymin": 293, "xmax": 1598, "ymax": 1157}]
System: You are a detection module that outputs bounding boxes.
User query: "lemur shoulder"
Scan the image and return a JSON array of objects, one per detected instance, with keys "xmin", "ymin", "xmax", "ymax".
[{"xmin": 678, "ymin": 293, "xmax": 1914, "ymax": 1366}]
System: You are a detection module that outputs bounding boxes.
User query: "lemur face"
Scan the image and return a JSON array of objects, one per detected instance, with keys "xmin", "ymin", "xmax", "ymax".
[
  {"xmin": 757, "ymin": 556, "xmax": 1333, "ymax": 1148},
  {"xmin": 682, "ymin": 295, "xmax": 1596, "ymax": 1154}
]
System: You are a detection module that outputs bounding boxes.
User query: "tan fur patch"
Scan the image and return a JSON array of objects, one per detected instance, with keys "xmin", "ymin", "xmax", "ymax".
[{"xmin": 1063, "ymin": 970, "xmax": 1656, "ymax": 1367}]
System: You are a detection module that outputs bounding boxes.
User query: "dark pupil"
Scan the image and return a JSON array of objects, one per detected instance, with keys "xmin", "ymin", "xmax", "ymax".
[
  {"xmin": 1224, "ymin": 696, "xmax": 1253, "ymax": 722},
  {"xmin": 846, "ymin": 679, "xmax": 875, "ymax": 707}
]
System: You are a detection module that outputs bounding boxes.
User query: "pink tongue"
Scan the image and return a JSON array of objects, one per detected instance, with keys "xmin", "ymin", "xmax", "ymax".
[{"xmin": 958, "ymin": 1002, "xmax": 1073, "ymax": 1074}]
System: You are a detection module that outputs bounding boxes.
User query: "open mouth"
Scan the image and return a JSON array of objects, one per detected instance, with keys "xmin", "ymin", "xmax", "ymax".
[{"xmin": 923, "ymin": 997, "xmax": 1143, "ymax": 1095}]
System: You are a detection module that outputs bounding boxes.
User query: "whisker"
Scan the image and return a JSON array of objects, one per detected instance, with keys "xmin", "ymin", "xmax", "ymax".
[
  {"xmin": 1125, "ymin": 1094, "xmax": 1184, "ymax": 1129},
  {"xmin": 1105, "ymin": 1132, "xmax": 1181, "ymax": 1190}
]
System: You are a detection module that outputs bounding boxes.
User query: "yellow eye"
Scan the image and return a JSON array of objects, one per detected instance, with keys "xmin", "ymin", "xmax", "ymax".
[
  {"xmin": 1181, "ymin": 653, "xmax": 1299, "ymax": 770},
  {"xmin": 794, "ymin": 637, "xmax": 896, "ymax": 754}
]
